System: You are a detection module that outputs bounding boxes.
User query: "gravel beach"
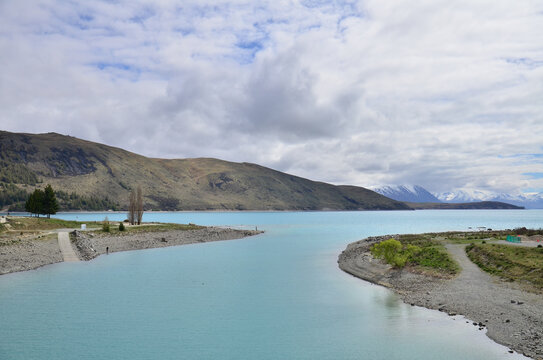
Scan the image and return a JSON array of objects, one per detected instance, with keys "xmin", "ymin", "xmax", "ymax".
[
  {"xmin": 338, "ymin": 236, "xmax": 543, "ymax": 360},
  {"xmin": 0, "ymin": 227, "xmax": 260, "ymax": 275},
  {"xmin": 0, "ymin": 235, "xmax": 63, "ymax": 275},
  {"xmin": 72, "ymin": 227, "xmax": 261, "ymax": 260}
]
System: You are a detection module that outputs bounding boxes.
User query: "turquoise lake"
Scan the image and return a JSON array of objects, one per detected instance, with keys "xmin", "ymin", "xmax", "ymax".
[{"xmin": 1, "ymin": 210, "xmax": 541, "ymax": 359}]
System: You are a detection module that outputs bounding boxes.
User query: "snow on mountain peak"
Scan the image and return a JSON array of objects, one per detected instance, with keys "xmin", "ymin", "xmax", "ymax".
[{"xmin": 370, "ymin": 185, "xmax": 441, "ymax": 203}]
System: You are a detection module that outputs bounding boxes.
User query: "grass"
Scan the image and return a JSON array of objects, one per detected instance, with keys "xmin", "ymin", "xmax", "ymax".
[
  {"xmin": 4, "ymin": 217, "xmax": 101, "ymax": 231},
  {"xmin": 466, "ymin": 243, "xmax": 543, "ymax": 293},
  {"xmin": 372, "ymin": 234, "xmax": 460, "ymax": 277},
  {"xmin": 371, "ymin": 229, "xmax": 539, "ymax": 277},
  {"xmin": 96, "ymin": 222, "xmax": 203, "ymax": 236},
  {"xmin": 398, "ymin": 234, "xmax": 460, "ymax": 276}
]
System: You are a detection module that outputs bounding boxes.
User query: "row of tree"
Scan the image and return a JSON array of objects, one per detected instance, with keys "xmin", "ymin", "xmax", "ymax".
[
  {"xmin": 23, "ymin": 184, "xmax": 143, "ymax": 222},
  {"xmin": 25, "ymin": 184, "xmax": 59, "ymax": 218}
]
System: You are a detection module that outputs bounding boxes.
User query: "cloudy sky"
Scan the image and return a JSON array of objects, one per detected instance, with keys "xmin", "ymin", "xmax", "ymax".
[{"xmin": 1, "ymin": 0, "xmax": 542, "ymax": 194}]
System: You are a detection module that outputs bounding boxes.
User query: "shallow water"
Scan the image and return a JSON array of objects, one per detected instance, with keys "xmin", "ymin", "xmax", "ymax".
[{"xmin": 1, "ymin": 210, "xmax": 541, "ymax": 359}]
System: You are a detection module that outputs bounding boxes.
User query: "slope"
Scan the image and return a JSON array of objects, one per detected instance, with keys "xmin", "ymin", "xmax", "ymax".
[{"xmin": 0, "ymin": 131, "xmax": 410, "ymax": 211}]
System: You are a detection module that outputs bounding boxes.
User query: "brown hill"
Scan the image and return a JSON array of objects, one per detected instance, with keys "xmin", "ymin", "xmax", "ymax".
[{"xmin": 0, "ymin": 131, "xmax": 410, "ymax": 211}]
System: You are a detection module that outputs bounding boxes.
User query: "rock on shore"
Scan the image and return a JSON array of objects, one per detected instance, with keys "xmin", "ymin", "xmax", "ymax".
[
  {"xmin": 0, "ymin": 235, "xmax": 63, "ymax": 275},
  {"xmin": 338, "ymin": 236, "xmax": 543, "ymax": 360}
]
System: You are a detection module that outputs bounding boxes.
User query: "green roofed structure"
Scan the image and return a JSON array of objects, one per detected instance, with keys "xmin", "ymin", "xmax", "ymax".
[{"xmin": 506, "ymin": 235, "xmax": 521, "ymax": 243}]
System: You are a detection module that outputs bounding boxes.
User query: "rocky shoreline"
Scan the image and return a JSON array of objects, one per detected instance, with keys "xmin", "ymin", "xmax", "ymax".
[
  {"xmin": 338, "ymin": 235, "xmax": 543, "ymax": 360},
  {"xmin": 0, "ymin": 227, "xmax": 261, "ymax": 275},
  {"xmin": 0, "ymin": 234, "xmax": 63, "ymax": 275},
  {"xmin": 71, "ymin": 227, "xmax": 261, "ymax": 260}
]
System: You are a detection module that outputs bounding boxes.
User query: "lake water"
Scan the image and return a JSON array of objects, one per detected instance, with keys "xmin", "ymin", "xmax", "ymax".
[{"xmin": 1, "ymin": 210, "xmax": 541, "ymax": 359}]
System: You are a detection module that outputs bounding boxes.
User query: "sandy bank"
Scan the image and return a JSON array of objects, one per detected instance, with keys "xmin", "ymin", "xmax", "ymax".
[
  {"xmin": 338, "ymin": 236, "xmax": 543, "ymax": 360},
  {"xmin": 0, "ymin": 227, "xmax": 261, "ymax": 275}
]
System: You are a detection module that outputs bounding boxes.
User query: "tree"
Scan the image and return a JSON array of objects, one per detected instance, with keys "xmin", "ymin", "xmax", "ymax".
[
  {"xmin": 136, "ymin": 186, "xmax": 143, "ymax": 225},
  {"xmin": 102, "ymin": 216, "xmax": 110, "ymax": 232},
  {"xmin": 42, "ymin": 184, "xmax": 59, "ymax": 218},
  {"xmin": 128, "ymin": 189, "xmax": 136, "ymax": 225},
  {"xmin": 128, "ymin": 186, "xmax": 144, "ymax": 225},
  {"xmin": 25, "ymin": 189, "xmax": 44, "ymax": 217},
  {"xmin": 128, "ymin": 186, "xmax": 143, "ymax": 225}
]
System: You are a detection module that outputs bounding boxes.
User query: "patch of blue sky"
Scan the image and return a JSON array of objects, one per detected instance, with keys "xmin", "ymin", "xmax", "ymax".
[
  {"xmin": 236, "ymin": 40, "xmax": 263, "ymax": 52},
  {"xmin": 501, "ymin": 153, "xmax": 543, "ymax": 165},
  {"xmin": 92, "ymin": 62, "xmax": 143, "ymax": 82},
  {"xmin": 302, "ymin": 0, "xmax": 364, "ymax": 18},
  {"xmin": 523, "ymin": 172, "xmax": 543, "ymax": 179},
  {"xmin": 129, "ymin": 6, "xmax": 155, "ymax": 25},
  {"xmin": 228, "ymin": 48, "xmax": 261, "ymax": 65},
  {"xmin": 522, "ymin": 187, "xmax": 543, "ymax": 193},
  {"xmin": 95, "ymin": 62, "xmax": 131, "ymax": 71},
  {"xmin": 504, "ymin": 57, "xmax": 543, "ymax": 69},
  {"xmin": 301, "ymin": 0, "xmax": 330, "ymax": 8},
  {"xmin": 234, "ymin": 34, "xmax": 268, "ymax": 64},
  {"xmin": 509, "ymin": 153, "xmax": 543, "ymax": 159},
  {"xmin": 79, "ymin": 14, "xmax": 93, "ymax": 22},
  {"xmin": 173, "ymin": 27, "xmax": 194, "ymax": 36}
]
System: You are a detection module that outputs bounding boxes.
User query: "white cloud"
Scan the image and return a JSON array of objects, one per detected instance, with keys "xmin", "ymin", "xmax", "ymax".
[{"xmin": 1, "ymin": 0, "xmax": 542, "ymax": 194}]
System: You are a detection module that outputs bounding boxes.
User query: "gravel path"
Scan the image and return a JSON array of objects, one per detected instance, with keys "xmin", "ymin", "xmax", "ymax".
[
  {"xmin": 339, "ymin": 237, "xmax": 543, "ymax": 360},
  {"xmin": 57, "ymin": 231, "xmax": 80, "ymax": 262}
]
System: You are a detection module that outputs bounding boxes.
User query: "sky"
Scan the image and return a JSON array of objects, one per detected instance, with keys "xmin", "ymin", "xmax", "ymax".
[{"xmin": 1, "ymin": 0, "xmax": 543, "ymax": 195}]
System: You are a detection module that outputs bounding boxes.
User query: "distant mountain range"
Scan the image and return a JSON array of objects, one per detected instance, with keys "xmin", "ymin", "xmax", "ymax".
[
  {"xmin": 436, "ymin": 190, "xmax": 543, "ymax": 209},
  {"xmin": 372, "ymin": 185, "xmax": 543, "ymax": 209}
]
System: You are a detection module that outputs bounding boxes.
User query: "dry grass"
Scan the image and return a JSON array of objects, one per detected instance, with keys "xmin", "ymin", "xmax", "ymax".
[{"xmin": 466, "ymin": 243, "xmax": 543, "ymax": 293}]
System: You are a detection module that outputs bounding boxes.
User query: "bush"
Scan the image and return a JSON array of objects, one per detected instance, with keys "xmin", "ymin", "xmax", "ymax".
[
  {"xmin": 102, "ymin": 217, "xmax": 110, "ymax": 232},
  {"xmin": 371, "ymin": 239, "xmax": 420, "ymax": 268},
  {"xmin": 119, "ymin": 222, "xmax": 125, "ymax": 231}
]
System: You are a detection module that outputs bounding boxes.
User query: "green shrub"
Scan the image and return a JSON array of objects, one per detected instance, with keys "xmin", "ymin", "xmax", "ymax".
[
  {"xmin": 102, "ymin": 217, "xmax": 110, "ymax": 232},
  {"xmin": 371, "ymin": 239, "xmax": 421, "ymax": 268},
  {"xmin": 118, "ymin": 222, "xmax": 125, "ymax": 231}
]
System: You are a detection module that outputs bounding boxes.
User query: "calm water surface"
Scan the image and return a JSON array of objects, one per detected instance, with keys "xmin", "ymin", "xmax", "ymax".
[{"xmin": 1, "ymin": 210, "xmax": 541, "ymax": 359}]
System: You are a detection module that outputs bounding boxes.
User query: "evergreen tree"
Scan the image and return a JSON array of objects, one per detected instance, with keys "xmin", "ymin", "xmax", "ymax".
[
  {"xmin": 42, "ymin": 184, "xmax": 59, "ymax": 218},
  {"xmin": 25, "ymin": 189, "xmax": 44, "ymax": 217}
]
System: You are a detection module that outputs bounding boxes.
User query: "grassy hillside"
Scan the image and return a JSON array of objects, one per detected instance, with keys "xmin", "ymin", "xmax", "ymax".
[{"xmin": 0, "ymin": 131, "xmax": 410, "ymax": 211}]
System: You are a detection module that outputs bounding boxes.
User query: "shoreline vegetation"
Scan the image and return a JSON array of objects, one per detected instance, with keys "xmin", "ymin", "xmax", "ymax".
[
  {"xmin": 0, "ymin": 216, "xmax": 261, "ymax": 275},
  {"xmin": 339, "ymin": 230, "xmax": 543, "ymax": 360}
]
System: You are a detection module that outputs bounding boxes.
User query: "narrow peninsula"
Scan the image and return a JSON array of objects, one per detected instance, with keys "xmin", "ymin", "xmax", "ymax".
[{"xmin": 0, "ymin": 216, "xmax": 260, "ymax": 275}]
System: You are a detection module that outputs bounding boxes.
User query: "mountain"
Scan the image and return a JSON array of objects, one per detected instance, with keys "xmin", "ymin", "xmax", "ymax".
[
  {"xmin": 0, "ymin": 131, "xmax": 410, "ymax": 211},
  {"xmin": 435, "ymin": 190, "xmax": 543, "ymax": 209},
  {"xmin": 405, "ymin": 201, "xmax": 524, "ymax": 210},
  {"xmin": 371, "ymin": 185, "xmax": 441, "ymax": 203}
]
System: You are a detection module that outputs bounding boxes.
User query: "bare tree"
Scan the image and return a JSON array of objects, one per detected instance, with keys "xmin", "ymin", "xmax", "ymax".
[
  {"xmin": 128, "ymin": 189, "xmax": 136, "ymax": 225},
  {"xmin": 136, "ymin": 186, "xmax": 144, "ymax": 225}
]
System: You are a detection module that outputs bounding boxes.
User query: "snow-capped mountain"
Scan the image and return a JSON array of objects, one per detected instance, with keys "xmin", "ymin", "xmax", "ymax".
[
  {"xmin": 372, "ymin": 184, "xmax": 543, "ymax": 208},
  {"xmin": 435, "ymin": 190, "xmax": 543, "ymax": 209},
  {"xmin": 436, "ymin": 189, "xmax": 495, "ymax": 203},
  {"xmin": 371, "ymin": 185, "xmax": 441, "ymax": 203}
]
